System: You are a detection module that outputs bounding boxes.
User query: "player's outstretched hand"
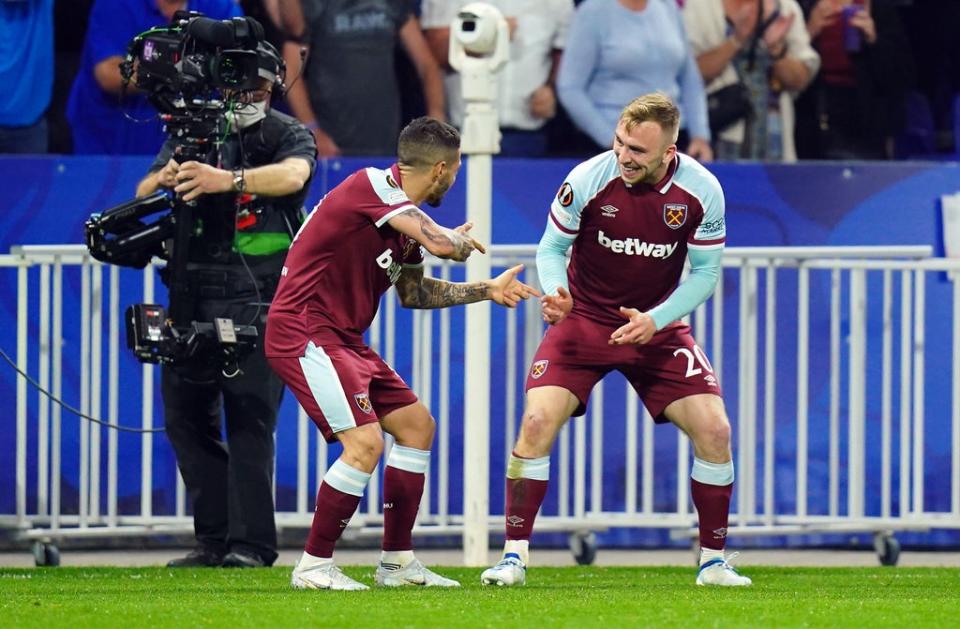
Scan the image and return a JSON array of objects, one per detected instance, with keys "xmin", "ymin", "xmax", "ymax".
[
  {"xmin": 541, "ymin": 286, "xmax": 573, "ymax": 325},
  {"xmin": 488, "ymin": 264, "xmax": 540, "ymax": 308},
  {"xmin": 452, "ymin": 221, "xmax": 487, "ymax": 256},
  {"xmin": 609, "ymin": 307, "xmax": 656, "ymax": 345}
]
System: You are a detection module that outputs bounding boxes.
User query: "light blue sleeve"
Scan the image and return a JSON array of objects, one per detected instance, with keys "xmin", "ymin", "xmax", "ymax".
[
  {"xmin": 535, "ymin": 221, "xmax": 575, "ymax": 297},
  {"xmin": 537, "ymin": 152, "xmax": 619, "ymax": 295},
  {"xmin": 647, "ymin": 246, "xmax": 722, "ymax": 330},
  {"xmin": 556, "ymin": 6, "xmax": 610, "ymax": 147}
]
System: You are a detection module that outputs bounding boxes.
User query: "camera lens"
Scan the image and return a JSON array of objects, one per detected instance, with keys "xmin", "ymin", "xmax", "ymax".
[
  {"xmin": 217, "ymin": 56, "xmax": 243, "ymax": 87},
  {"xmin": 462, "ymin": 20, "xmax": 476, "ymax": 32}
]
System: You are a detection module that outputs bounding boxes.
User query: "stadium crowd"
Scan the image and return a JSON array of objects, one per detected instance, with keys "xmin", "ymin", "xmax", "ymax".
[{"xmin": 1, "ymin": 0, "xmax": 958, "ymax": 161}]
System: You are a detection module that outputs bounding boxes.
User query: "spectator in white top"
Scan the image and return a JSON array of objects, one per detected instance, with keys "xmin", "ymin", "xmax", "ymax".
[
  {"xmin": 684, "ymin": 0, "xmax": 819, "ymax": 160},
  {"xmin": 421, "ymin": 0, "xmax": 574, "ymax": 157}
]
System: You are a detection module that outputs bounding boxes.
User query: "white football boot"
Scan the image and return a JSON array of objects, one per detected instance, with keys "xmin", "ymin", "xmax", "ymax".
[
  {"xmin": 480, "ymin": 552, "xmax": 527, "ymax": 587},
  {"xmin": 375, "ymin": 559, "xmax": 460, "ymax": 587},
  {"xmin": 696, "ymin": 552, "xmax": 752, "ymax": 587},
  {"xmin": 291, "ymin": 561, "xmax": 369, "ymax": 591}
]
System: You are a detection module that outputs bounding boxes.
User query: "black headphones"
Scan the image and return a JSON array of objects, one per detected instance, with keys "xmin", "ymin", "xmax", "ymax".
[{"xmin": 256, "ymin": 41, "xmax": 286, "ymax": 94}]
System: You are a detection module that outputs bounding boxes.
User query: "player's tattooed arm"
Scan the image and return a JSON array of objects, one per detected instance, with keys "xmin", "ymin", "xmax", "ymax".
[
  {"xmin": 387, "ymin": 208, "xmax": 486, "ymax": 262},
  {"xmin": 396, "ymin": 266, "xmax": 490, "ymax": 309},
  {"xmin": 396, "ymin": 264, "xmax": 540, "ymax": 310}
]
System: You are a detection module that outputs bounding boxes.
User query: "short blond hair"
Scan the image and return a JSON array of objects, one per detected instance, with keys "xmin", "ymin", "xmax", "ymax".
[{"xmin": 619, "ymin": 93, "xmax": 680, "ymax": 143}]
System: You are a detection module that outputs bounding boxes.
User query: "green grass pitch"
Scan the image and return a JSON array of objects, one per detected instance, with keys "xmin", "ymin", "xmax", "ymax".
[{"xmin": 2, "ymin": 566, "xmax": 958, "ymax": 628}]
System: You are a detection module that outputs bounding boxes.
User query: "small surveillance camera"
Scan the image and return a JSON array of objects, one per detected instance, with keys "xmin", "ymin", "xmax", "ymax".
[
  {"xmin": 448, "ymin": 2, "xmax": 509, "ymax": 153},
  {"xmin": 453, "ymin": 2, "xmax": 504, "ymax": 57}
]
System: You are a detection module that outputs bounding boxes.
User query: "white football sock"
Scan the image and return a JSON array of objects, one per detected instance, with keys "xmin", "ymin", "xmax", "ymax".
[
  {"xmin": 504, "ymin": 539, "xmax": 529, "ymax": 564},
  {"xmin": 380, "ymin": 550, "xmax": 415, "ymax": 569},
  {"xmin": 700, "ymin": 547, "xmax": 725, "ymax": 565},
  {"xmin": 296, "ymin": 551, "xmax": 334, "ymax": 570}
]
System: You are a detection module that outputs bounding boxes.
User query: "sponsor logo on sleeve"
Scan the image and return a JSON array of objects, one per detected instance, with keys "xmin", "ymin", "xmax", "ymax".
[
  {"xmin": 663, "ymin": 203, "xmax": 688, "ymax": 229},
  {"xmin": 354, "ymin": 392, "xmax": 373, "ymax": 414},
  {"xmin": 557, "ymin": 182, "xmax": 574, "ymax": 207},
  {"xmin": 531, "ymin": 359, "xmax": 549, "ymax": 379},
  {"xmin": 698, "ymin": 216, "xmax": 726, "ymax": 236}
]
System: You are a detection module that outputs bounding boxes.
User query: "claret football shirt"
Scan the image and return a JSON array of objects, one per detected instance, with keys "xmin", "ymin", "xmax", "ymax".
[
  {"xmin": 548, "ymin": 151, "xmax": 725, "ymax": 327},
  {"xmin": 265, "ymin": 164, "xmax": 424, "ymax": 356}
]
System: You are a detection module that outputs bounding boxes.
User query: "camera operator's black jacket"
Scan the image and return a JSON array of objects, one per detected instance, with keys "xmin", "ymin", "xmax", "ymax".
[{"xmin": 149, "ymin": 109, "xmax": 317, "ymax": 298}]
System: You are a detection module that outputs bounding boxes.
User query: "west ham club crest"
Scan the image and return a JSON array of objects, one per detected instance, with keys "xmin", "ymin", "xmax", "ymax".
[
  {"xmin": 531, "ymin": 359, "xmax": 549, "ymax": 379},
  {"xmin": 663, "ymin": 203, "xmax": 688, "ymax": 229},
  {"xmin": 354, "ymin": 392, "xmax": 373, "ymax": 414}
]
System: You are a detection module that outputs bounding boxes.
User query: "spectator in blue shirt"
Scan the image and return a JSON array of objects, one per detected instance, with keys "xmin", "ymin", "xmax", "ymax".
[
  {"xmin": 557, "ymin": 0, "xmax": 713, "ymax": 160},
  {"xmin": 0, "ymin": 0, "xmax": 54, "ymax": 154},
  {"xmin": 66, "ymin": 0, "xmax": 242, "ymax": 155}
]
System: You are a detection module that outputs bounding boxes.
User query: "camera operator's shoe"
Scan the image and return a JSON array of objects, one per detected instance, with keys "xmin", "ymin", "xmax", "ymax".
[
  {"xmin": 166, "ymin": 546, "xmax": 225, "ymax": 568},
  {"xmin": 222, "ymin": 549, "xmax": 268, "ymax": 568},
  {"xmin": 375, "ymin": 559, "xmax": 460, "ymax": 587}
]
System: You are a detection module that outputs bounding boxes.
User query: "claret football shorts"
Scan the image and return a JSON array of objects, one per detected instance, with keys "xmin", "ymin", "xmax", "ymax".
[
  {"xmin": 268, "ymin": 341, "xmax": 418, "ymax": 443},
  {"xmin": 525, "ymin": 314, "xmax": 723, "ymax": 421}
]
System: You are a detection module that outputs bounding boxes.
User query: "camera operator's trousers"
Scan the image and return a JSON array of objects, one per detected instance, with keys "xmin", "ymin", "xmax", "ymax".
[{"xmin": 161, "ymin": 299, "xmax": 284, "ymax": 565}]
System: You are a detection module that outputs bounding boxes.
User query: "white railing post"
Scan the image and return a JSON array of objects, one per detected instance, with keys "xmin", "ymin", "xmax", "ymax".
[
  {"xmin": 848, "ymin": 269, "xmax": 867, "ymax": 518},
  {"xmin": 796, "ymin": 264, "xmax": 809, "ymax": 517},
  {"xmin": 51, "ymin": 258, "xmax": 63, "ymax": 531},
  {"xmin": 899, "ymin": 270, "xmax": 913, "ymax": 516},
  {"xmin": 462, "ymin": 154, "xmax": 493, "ymax": 566},
  {"xmin": 829, "ymin": 269, "xmax": 841, "ymax": 517},
  {"xmin": 16, "ymin": 264, "xmax": 28, "ymax": 527},
  {"xmin": 881, "ymin": 270, "xmax": 893, "ymax": 518},
  {"xmin": 107, "ymin": 265, "xmax": 119, "ymax": 527},
  {"xmin": 912, "ymin": 270, "xmax": 926, "ymax": 515},
  {"xmin": 763, "ymin": 262, "xmax": 777, "ymax": 523},
  {"xmin": 141, "ymin": 267, "xmax": 154, "ymax": 519},
  {"xmin": 38, "ymin": 264, "xmax": 50, "ymax": 517}
]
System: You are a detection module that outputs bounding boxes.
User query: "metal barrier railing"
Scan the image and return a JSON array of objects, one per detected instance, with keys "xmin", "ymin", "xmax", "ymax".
[{"xmin": 3, "ymin": 244, "xmax": 959, "ymax": 565}]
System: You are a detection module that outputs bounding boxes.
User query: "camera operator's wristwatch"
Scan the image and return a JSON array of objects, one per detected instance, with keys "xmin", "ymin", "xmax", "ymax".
[{"xmin": 231, "ymin": 170, "xmax": 247, "ymax": 194}]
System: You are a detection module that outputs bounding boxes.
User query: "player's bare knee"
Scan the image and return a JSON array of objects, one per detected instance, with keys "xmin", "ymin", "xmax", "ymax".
[
  {"xmin": 385, "ymin": 406, "xmax": 436, "ymax": 449},
  {"xmin": 339, "ymin": 427, "xmax": 384, "ymax": 472},
  {"xmin": 699, "ymin": 415, "xmax": 731, "ymax": 457},
  {"xmin": 393, "ymin": 415, "xmax": 436, "ymax": 450},
  {"xmin": 517, "ymin": 407, "xmax": 556, "ymax": 453}
]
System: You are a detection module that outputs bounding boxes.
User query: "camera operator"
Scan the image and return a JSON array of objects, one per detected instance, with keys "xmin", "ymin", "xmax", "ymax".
[{"xmin": 135, "ymin": 42, "xmax": 317, "ymax": 569}]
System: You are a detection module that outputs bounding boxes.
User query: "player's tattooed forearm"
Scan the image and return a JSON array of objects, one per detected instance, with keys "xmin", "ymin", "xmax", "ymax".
[
  {"xmin": 398, "ymin": 208, "xmax": 456, "ymax": 247},
  {"xmin": 407, "ymin": 277, "xmax": 489, "ymax": 309}
]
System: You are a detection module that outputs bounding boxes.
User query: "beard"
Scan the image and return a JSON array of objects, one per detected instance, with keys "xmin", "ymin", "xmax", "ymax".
[
  {"xmin": 425, "ymin": 179, "xmax": 452, "ymax": 207},
  {"xmin": 641, "ymin": 154, "xmax": 665, "ymax": 184}
]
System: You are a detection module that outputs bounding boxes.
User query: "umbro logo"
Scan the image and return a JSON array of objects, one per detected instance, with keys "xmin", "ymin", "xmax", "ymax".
[
  {"xmin": 601, "ymin": 204, "xmax": 619, "ymax": 218},
  {"xmin": 507, "ymin": 515, "xmax": 525, "ymax": 527}
]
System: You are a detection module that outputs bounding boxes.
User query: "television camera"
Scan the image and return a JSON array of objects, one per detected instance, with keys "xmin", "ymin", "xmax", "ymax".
[{"xmin": 84, "ymin": 12, "xmax": 284, "ymax": 370}]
